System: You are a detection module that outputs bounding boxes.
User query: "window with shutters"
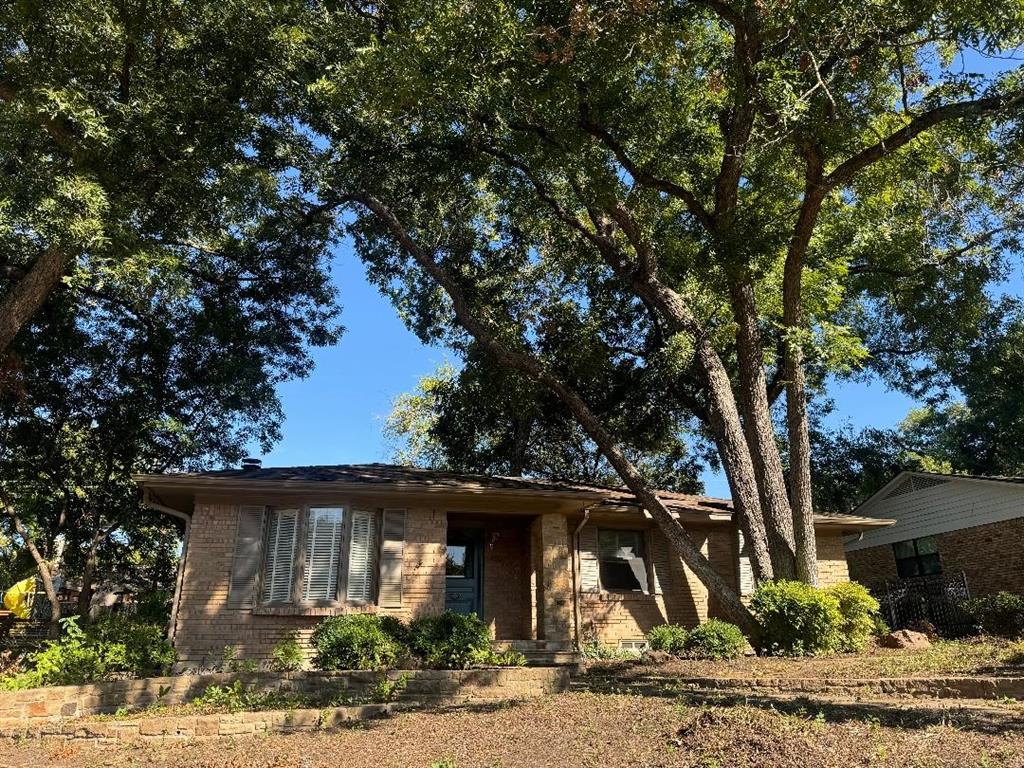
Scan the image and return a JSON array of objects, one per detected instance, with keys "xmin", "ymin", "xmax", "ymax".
[
  {"xmin": 262, "ymin": 509, "xmax": 299, "ymax": 603},
  {"xmin": 302, "ymin": 507, "xmax": 345, "ymax": 601},
  {"xmin": 249, "ymin": 504, "xmax": 397, "ymax": 609}
]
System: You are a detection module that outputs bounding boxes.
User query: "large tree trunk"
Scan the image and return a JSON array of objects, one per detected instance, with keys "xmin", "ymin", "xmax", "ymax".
[
  {"xmin": 0, "ymin": 245, "xmax": 69, "ymax": 355},
  {"xmin": 358, "ymin": 193, "xmax": 761, "ymax": 634},
  {"xmin": 76, "ymin": 526, "xmax": 113, "ymax": 621},
  {"xmin": 728, "ymin": 276, "xmax": 798, "ymax": 579},
  {"xmin": 620, "ymin": 273, "xmax": 776, "ymax": 583},
  {"xmin": 11, "ymin": 515, "xmax": 61, "ymax": 638},
  {"xmin": 783, "ymin": 149, "xmax": 827, "ymax": 585},
  {"xmin": 784, "ymin": 350, "xmax": 817, "ymax": 583}
]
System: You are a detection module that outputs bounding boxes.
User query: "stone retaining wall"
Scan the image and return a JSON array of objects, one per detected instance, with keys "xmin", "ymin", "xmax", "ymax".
[
  {"xmin": 0, "ymin": 667, "xmax": 569, "ymax": 724},
  {"xmin": 633, "ymin": 675, "xmax": 1024, "ymax": 700},
  {"xmin": 0, "ymin": 703, "xmax": 397, "ymax": 743}
]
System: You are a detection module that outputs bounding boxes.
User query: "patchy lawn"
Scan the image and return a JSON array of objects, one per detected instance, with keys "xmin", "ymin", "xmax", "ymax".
[
  {"xmin": 3, "ymin": 691, "xmax": 1024, "ymax": 768},
  {"xmin": 587, "ymin": 639, "xmax": 1024, "ymax": 681}
]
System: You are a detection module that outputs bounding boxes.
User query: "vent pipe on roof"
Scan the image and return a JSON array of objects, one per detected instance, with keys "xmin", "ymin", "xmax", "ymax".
[{"xmin": 241, "ymin": 457, "xmax": 262, "ymax": 472}]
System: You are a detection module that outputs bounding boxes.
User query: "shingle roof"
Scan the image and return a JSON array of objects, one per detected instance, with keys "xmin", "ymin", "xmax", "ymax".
[{"xmin": 136, "ymin": 463, "xmax": 888, "ymax": 527}]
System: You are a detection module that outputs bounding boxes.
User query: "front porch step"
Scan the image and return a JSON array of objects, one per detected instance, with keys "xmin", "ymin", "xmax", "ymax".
[{"xmin": 492, "ymin": 640, "xmax": 581, "ymax": 667}]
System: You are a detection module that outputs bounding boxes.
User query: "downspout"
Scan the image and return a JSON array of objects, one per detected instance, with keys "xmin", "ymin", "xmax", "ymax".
[
  {"xmin": 143, "ymin": 490, "xmax": 191, "ymax": 644},
  {"xmin": 571, "ymin": 507, "xmax": 594, "ymax": 651}
]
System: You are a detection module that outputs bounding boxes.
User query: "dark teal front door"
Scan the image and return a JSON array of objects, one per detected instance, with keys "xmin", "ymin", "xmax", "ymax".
[{"xmin": 445, "ymin": 528, "xmax": 483, "ymax": 616}]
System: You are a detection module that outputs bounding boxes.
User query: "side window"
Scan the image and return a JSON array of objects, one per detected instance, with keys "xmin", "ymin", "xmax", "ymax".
[
  {"xmin": 597, "ymin": 529, "xmax": 649, "ymax": 593},
  {"xmin": 893, "ymin": 536, "xmax": 942, "ymax": 578}
]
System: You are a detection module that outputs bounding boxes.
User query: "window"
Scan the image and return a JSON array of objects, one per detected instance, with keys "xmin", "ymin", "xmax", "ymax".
[
  {"xmin": 597, "ymin": 529, "xmax": 649, "ymax": 593},
  {"xmin": 893, "ymin": 536, "xmax": 942, "ymax": 578},
  {"xmin": 259, "ymin": 505, "xmax": 381, "ymax": 606},
  {"xmin": 302, "ymin": 507, "xmax": 344, "ymax": 601},
  {"xmin": 262, "ymin": 509, "xmax": 299, "ymax": 603}
]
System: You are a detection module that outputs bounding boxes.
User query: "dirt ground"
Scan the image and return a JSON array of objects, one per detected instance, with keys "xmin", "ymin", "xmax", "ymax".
[{"xmin": 4, "ymin": 690, "xmax": 1024, "ymax": 768}]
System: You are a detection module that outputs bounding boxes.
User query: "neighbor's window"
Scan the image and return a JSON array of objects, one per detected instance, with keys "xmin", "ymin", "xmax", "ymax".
[
  {"xmin": 262, "ymin": 509, "xmax": 299, "ymax": 603},
  {"xmin": 598, "ymin": 529, "xmax": 649, "ymax": 593},
  {"xmin": 893, "ymin": 536, "xmax": 942, "ymax": 579},
  {"xmin": 302, "ymin": 507, "xmax": 345, "ymax": 601}
]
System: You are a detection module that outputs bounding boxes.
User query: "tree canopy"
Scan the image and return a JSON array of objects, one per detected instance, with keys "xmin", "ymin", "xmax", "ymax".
[{"xmin": 294, "ymin": 0, "xmax": 1024, "ymax": 629}]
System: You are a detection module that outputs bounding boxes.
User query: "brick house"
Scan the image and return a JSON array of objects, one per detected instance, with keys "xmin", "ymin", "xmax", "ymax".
[
  {"xmin": 136, "ymin": 463, "xmax": 889, "ymax": 667},
  {"xmin": 846, "ymin": 471, "xmax": 1024, "ymax": 595}
]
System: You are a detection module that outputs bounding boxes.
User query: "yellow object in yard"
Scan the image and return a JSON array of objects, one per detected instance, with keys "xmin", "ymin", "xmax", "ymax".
[{"xmin": 3, "ymin": 576, "xmax": 35, "ymax": 619}]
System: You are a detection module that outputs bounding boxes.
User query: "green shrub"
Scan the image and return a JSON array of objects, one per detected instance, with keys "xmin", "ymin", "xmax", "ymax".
[
  {"xmin": 684, "ymin": 619, "xmax": 746, "ymax": 660},
  {"xmin": 191, "ymin": 680, "xmax": 301, "ymax": 713},
  {"xmin": 1, "ymin": 617, "xmax": 128, "ymax": 690},
  {"xmin": 88, "ymin": 616, "xmax": 177, "ymax": 677},
  {"xmin": 646, "ymin": 624, "xmax": 689, "ymax": 655},
  {"xmin": 270, "ymin": 631, "xmax": 305, "ymax": 672},
  {"xmin": 132, "ymin": 591, "xmax": 173, "ymax": 626},
  {"xmin": 408, "ymin": 612, "xmax": 492, "ymax": 669},
  {"xmin": 824, "ymin": 582, "xmax": 881, "ymax": 653},
  {"xmin": 750, "ymin": 580, "xmax": 842, "ymax": 656},
  {"xmin": 310, "ymin": 615, "xmax": 405, "ymax": 671},
  {"xmin": 963, "ymin": 592, "xmax": 1024, "ymax": 638}
]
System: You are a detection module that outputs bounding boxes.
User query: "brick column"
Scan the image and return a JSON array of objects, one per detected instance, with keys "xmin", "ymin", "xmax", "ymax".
[{"xmin": 534, "ymin": 513, "xmax": 573, "ymax": 647}]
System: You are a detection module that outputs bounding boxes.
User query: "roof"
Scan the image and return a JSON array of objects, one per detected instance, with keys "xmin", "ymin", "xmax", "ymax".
[
  {"xmin": 854, "ymin": 470, "xmax": 1024, "ymax": 517},
  {"xmin": 136, "ymin": 463, "xmax": 890, "ymax": 530}
]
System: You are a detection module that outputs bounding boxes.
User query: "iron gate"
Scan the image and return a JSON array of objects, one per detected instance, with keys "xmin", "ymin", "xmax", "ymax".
[{"xmin": 874, "ymin": 571, "xmax": 974, "ymax": 637}]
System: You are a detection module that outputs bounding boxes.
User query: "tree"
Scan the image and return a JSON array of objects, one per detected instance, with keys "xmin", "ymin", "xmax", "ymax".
[
  {"xmin": 292, "ymin": 1, "xmax": 1024, "ymax": 631},
  {"xmin": 0, "ymin": 0, "xmax": 326, "ymax": 355},
  {"xmin": 385, "ymin": 357, "xmax": 706, "ymax": 492},
  {"xmin": 0, "ymin": 176, "xmax": 341, "ymax": 630}
]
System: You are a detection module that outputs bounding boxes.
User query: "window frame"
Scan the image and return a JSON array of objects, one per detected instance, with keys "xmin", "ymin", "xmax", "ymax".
[
  {"xmin": 257, "ymin": 503, "xmax": 383, "ymax": 608},
  {"xmin": 892, "ymin": 536, "xmax": 943, "ymax": 579},
  {"xmin": 596, "ymin": 527, "xmax": 651, "ymax": 594}
]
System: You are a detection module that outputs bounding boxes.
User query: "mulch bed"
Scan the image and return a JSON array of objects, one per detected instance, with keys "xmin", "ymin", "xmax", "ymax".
[{"xmin": 4, "ymin": 690, "xmax": 1024, "ymax": 767}]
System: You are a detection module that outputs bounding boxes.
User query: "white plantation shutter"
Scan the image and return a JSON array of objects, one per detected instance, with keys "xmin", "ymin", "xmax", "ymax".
[
  {"xmin": 378, "ymin": 509, "xmax": 406, "ymax": 608},
  {"xmin": 738, "ymin": 529, "xmax": 755, "ymax": 597},
  {"xmin": 347, "ymin": 509, "xmax": 377, "ymax": 602},
  {"xmin": 262, "ymin": 509, "xmax": 298, "ymax": 603},
  {"xmin": 578, "ymin": 525, "xmax": 600, "ymax": 593},
  {"xmin": 303, "ymin": 507, "xmax": 344, "ymax": 601}
]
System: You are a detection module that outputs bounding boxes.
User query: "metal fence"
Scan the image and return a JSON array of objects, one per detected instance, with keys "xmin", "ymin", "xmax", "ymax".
[{"xmin": 874, "ymin": 571, "xmax": 975, "ymax": 637}]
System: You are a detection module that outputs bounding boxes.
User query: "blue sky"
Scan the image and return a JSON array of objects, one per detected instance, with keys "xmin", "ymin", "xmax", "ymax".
[{"xmin": 254, "ymin": 241, "xmax": 959, "ymax": 499}]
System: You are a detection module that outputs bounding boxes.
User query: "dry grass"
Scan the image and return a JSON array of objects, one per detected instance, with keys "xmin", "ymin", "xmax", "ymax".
[
  {"xmin": 3, "ymin": 691, "xmax": 1024, "ymax": 768},
  {"xmin": 587, "ymin": 639, "xmax": 1024, "ymax": 681}
]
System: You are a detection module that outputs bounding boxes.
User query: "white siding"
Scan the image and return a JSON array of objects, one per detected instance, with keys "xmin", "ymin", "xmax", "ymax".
[{"xmin": 847, "ymin": 474, "xmax": 1024, "ymax": 552}]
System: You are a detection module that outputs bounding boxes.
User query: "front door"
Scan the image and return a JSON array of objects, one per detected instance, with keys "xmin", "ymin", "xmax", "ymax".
[{"xmin": 445, "ymin": 528, "xmax": 483, "ymax": 616}]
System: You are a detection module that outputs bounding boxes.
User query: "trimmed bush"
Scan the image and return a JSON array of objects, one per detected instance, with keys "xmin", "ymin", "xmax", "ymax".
[
  {"xmin": 685, "ymin": 619, "xmax": 746, "ymax": 660},
  {"xmin": 824, "ymin": 582, "xmax": 881, "ymax": 653},
  {"xmin": 963, "ymin": 592, "xmax": 1024, "ymax": 638},
  {"xmin": 646, "ymin": 624, "xmax": 689, "ymax": 655},
  {"xmin": 310, "ymin": 615, "xmax": 404, "ymax": 670},
  {"xmin": 750, "ymin": 580, "xmax": 842, "ymax": 656},
  {"xmin": 408, "ymin": 611, "xmax": 492, "ymax": 669}
]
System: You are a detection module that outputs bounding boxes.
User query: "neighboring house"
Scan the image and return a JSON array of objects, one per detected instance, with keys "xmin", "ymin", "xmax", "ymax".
[
  {"xmin": 135, "ymin": 463, "xmax": 888, "ymax": 667},
  {"xmin": 846, "ymin": 471, "xmax": 1024, "ymax": 595}
]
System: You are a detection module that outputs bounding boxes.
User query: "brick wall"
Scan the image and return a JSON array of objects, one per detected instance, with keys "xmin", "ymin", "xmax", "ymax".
[
  {"xmin": 816, "ymin": 534, "xmax": 851, "ymax": 587},
  {"xmin": 481, "ymin": 522, "xmax": 532, "ymax": 640},
  {"xmin": 581, "ymin": 528, "xmax": 857, "ymax": 645},
  {"xmin": 848, "ymin": 517, "xmax": 1024, "ymax": 596},
  {"xmin": 173, "ymin": 503, "xmax": 446, "ymax": 667}
]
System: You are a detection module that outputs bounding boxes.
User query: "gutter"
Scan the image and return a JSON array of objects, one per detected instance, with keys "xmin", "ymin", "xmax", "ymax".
[
  {"xmin": 571, "ymin": 506, "xmax": 594, "ymax": 651},
  {"xmin": 142, "ymin": 490, "xmax": 191, "ymax": 644}
]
